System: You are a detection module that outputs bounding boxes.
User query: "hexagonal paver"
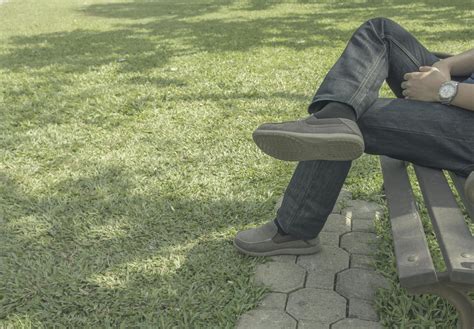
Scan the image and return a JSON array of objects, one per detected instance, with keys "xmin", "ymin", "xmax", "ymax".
[
  {"xmin": 340, "ymin": 232, "xmax": 377, "ymax": 255},
  {"xmin": 349, "ymin": 298, "xmax": 379, "ymax": 321},
  {"xmin": 332, "ymin": 202, "xmax": 343, "ymax": 214},
  {"xmin": 331, "ymin": 318, "xmax": 382, "ymax": 329},
  {"xmin": 342, "ymin": 200, "xmax": 383, "ymax": 220},
  {"xmin": 254, "ymin": 262, "xmax": 305, "ymax": 293},
  {"xmin": 269, "ymin": 255, "xmax": 297, "ymax": 263},
  {"xmin": 298, "ymin": 319, "xmax": 332, "ymax": 328},
  {"xmin": 236, "ymin": 309, "xmax": 296, "ymax": 329},
  {"xmin": 274, "ymin": 196, "xmax": 284, "ymax": 212},
  {"xmin": 257, "ymin": 293, "xmax": 287, "ymax": 310},
  {"xmin": 297, "ymin": 246, "xmax": 349, "ymax": 272},
  {"xmin": 321, "ymin": 214, "xmax": 351, "ymax": 234},
  {"xmin": 352, "ymin": 219, "xmax": 375, "ymax": 232},
  {"xmin": 286, "ymin": 288, "xmax": 346, "ymax": 322},
  {"xmin": 332, "ymin": 189, "xmax": 352, "ymax": 213},
  {"xmin": 245, "ymin": 194, "xmax": 389, "ymax": 329},
  {"xmin": 318, "ymin": 231, "xmax": 339, "ymax": 247},
  {"xmin": 337, "ymin": 189, "xmax": 352, "ymax": 202},
  {"xmin": 336, "ymin": 268, "xmax": 389, "ymax": 300},
  {"xmin": 350, "ymin": 254, "xmax": 374, "ymax": 270},
  {"xmin": 305, "ymin": 269, "xmax": 336, "ymax": 290}
]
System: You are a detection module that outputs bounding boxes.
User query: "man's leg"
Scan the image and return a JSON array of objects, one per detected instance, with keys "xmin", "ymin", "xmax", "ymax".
[
  {"xmin": 359, "ymin": 98, "xmax": 474, "ymax": 177},
  {"xmin": 233, "ymin": 160, "xmax": 350, "ymax": 255},
  {"xmin": 309, "ymin": 17, "xmax": 439, "ymax": 117},
  {"xmin": 234, "ymin": 99, "xmax": 473, "ymax": 255},
  {"xmin": 275, "ymin": 160, "xmax": 351, "ymax": 239},
  {"xmin": 252, "ymin": 17, "xmax": 440, "ymax": 162},
  {"xmin": 274, "ymin": 99, "xmax": 474, "ymax": 243}
]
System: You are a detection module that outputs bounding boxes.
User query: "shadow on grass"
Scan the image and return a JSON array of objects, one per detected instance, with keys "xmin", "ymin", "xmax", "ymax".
[
  {"xmin": 0, "ymin": 167, "xmax": 268, "ymax": 326},
  {"xmin": 0, "ymin": 1, "xmax": 471, "ymax": 325},
  {"xmin": 1, "ymin": 0, "xmax": 469, "ymax": 132},
  {"xmin": 80, "ymin": 0, "xmax": 236, "ymax": 20},
  {"xmin": 1, "ymin": 0, "xmax": 470, "ymax": 74}
]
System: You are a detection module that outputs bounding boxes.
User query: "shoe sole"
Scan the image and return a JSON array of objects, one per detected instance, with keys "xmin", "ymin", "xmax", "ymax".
[
  {"xmin": 233, "ymin": 240, "xmax": 322, "ymax": 257},
  {"xmin": 252, "ymin": 130, "xmax": 364, "ymax": 161}
]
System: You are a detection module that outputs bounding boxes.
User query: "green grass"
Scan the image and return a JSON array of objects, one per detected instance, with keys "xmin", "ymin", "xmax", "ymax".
[{"xmin": 0, "ymin": 0, "xmax": 472, "ymax": 327}]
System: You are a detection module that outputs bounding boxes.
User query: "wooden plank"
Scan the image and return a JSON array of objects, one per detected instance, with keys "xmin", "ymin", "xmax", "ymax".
[
  {"xmin": 380, "ymin": 157, "xmax": 438, "ymax": 288},
  {"xmin": 414, "ymin": 165, "xmax": 474, "ymax": 285},
  {"xmin": 448, "ymin": 171, "xmax": 474, "ymax": 221}
]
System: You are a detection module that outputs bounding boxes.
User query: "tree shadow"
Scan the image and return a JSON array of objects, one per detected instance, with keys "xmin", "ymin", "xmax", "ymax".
[
  {"xmin": 1, "ymin": 1, "xmax": 471, "ymax": 326},
  {"xmin": 2, "ymin": 0, "xmax": 469, "ymax": 73},
  {"xmin": 0, "ymin": 166, "xmax": 269, "ymax": 326},
  {"xmin": 79, "ymin": 0, "xmax": 236, "ymax": 20},
  {"xmin": 1, "ymin": 1, "xmax": 469, "ymax": 76},
  {"xmin": 0, "ymin": 28, "xmax": 170, "ymax": 73}
]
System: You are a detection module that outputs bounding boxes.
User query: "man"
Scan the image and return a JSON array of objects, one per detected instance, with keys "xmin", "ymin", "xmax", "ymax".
[{"xmin": 233, "ymin": 17, "xmax": 474, "ymax": 257}]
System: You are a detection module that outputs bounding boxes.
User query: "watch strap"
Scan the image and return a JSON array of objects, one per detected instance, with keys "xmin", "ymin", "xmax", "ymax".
[{"xmin": 439, "ymin": 81, "xmax": 459, "ymax": 105}]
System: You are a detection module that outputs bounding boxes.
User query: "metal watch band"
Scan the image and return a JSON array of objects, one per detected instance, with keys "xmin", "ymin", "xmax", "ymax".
[{"xmin": 440, "ymin": 81, "xmax": 459, "ymax": 105}]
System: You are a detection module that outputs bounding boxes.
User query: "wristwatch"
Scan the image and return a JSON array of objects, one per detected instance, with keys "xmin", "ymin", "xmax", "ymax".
[{"xmin": 438, "ymin": 81, "xmax": 459, "ymax": 105}]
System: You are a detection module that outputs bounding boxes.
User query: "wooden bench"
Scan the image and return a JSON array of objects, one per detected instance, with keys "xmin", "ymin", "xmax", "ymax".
[{"xmin": 381, "ymin": 156, "xmax": 474, "ymax": 328}]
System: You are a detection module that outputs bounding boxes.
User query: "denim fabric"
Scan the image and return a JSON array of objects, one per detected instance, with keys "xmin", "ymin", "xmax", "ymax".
[
  {"xmin": 276, "ymin": 17, "xmax": 474, "ymax": 240},
  {"xmin": 308, "ymin": 17, "xmax": 441, "ymax": 117},
  {"xmin": 463, "ymin": 73, "xmax": 474, "ymax": 84}
]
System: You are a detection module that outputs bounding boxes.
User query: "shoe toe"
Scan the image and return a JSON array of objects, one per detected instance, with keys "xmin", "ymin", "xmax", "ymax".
[
  {"xmin": 255, "ymin": 122, "xmax": 280, "ymax": 131},
  {"xmin": 234, "ymin": 221, "xmax": 278, "ymax": 250}
]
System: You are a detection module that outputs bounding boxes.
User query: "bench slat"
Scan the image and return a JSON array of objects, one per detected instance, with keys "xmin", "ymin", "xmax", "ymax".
[
  {"xmin": 448, "ymin": 171, "xmax": 474, "ymax": 220},
  {"xmin": 380, "ymin": 157, "xmax": 438, "ymax": 288},
  {"xmin": 414, "ymin": 165, "xmax": 474, "ymax": 285}
]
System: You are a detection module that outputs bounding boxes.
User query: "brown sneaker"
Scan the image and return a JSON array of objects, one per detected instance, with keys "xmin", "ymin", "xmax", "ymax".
[
  {"xmin": 252, "ymin": 116, "xmax": 364, "ymax": 161},
  {"xmin": 465, "ymin": 172, "xmax": 474, "ymax": 205},
  {"xmin": 233, "ymin": 221, "xmax": 321, "ymax": 257}
]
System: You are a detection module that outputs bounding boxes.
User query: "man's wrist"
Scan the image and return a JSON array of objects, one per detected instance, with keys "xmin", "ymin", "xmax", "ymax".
[
  {"xmin": 438, "ymin": 80, "xmax": 459, "ymax": 105},
  {"xmin": 433, "ymin": 60, "xmax": 452, "ymax": 79}
]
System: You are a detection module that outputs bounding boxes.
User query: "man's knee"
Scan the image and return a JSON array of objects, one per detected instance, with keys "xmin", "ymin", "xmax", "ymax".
[{"xmin": 364, "ymin": 17, "xmax": 399, "ymax": 34}]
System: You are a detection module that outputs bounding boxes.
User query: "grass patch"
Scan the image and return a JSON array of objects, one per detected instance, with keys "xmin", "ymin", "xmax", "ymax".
[{"xmin": 0, "ymin": 0, "xmax": 472, "ymax": 327}]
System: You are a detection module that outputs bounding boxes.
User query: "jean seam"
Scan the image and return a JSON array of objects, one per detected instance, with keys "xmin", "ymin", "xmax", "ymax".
[
  {"xmin": 348, "ymin": 45, "xmax": 386, "ymax": 109},
  {"xmin": 385, "ymin": 35, "xmax": 422, "ymax": 68},
  {"xmin": 283, "ymin": 162, "xmax": 318, "ymax": 232},
  {"xmin": 363, "ymin": 124, "xmax": 474, "ymax": 142},
  {"xmin": 347, "ymin": 19, "xmax": 386, "ymax": 107},
  {"xmin": 368, "ymin": 19, "xmax": 385, "ymax": 43},
  {"xmin": 353, "ymin": 48, "xmax": 386, "ymax": 109}
]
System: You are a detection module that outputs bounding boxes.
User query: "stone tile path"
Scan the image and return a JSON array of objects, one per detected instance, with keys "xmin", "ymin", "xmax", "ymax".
[{"xmin": 236, "ymin": 190, "xmax": 389, "ymax": 329}]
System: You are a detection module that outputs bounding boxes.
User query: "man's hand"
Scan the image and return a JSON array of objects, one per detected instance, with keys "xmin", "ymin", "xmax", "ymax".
[
  {"xmin": 401, "ymin": 66, "xmax": 450, "ymax": 102},
  {"xmin": 432, "ymin": 60, "xmax": 452, "ymax": 81}
]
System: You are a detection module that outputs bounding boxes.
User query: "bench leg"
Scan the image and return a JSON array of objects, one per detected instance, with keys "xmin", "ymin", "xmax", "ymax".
[{"xmin": 410, "ymin": 281, "xmax": 474, "ymax": 329}]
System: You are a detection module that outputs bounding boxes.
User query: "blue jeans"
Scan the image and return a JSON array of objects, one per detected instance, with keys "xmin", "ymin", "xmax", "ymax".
[{"xmin": 276, "ymin": 18, "xmax": 474, "ymax": 240}]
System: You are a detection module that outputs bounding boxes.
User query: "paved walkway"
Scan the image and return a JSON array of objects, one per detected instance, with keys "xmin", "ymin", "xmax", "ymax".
[{"xmin": 236, "ymin": 190, "xmax": 389, "ymax": 329}]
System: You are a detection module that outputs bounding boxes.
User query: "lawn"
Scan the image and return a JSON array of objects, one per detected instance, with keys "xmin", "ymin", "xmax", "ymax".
[{"xmin": 0, "ymin": 0, "xmax": 472, "ymax": 327}]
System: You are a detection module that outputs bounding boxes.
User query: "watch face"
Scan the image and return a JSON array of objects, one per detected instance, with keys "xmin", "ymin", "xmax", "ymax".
[{"xmin": 440, "ymin": 84, "xmax": 456, "ymax": 98}]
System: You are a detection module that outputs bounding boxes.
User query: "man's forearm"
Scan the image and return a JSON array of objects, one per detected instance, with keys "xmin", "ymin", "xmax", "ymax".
[
  {"xmin": 451, "ymin": 83, "xmax": 474, "ymax": 112},
  {"xmin": 438, "ymin": 48, "xmax": 474, "ymax": 76}
]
